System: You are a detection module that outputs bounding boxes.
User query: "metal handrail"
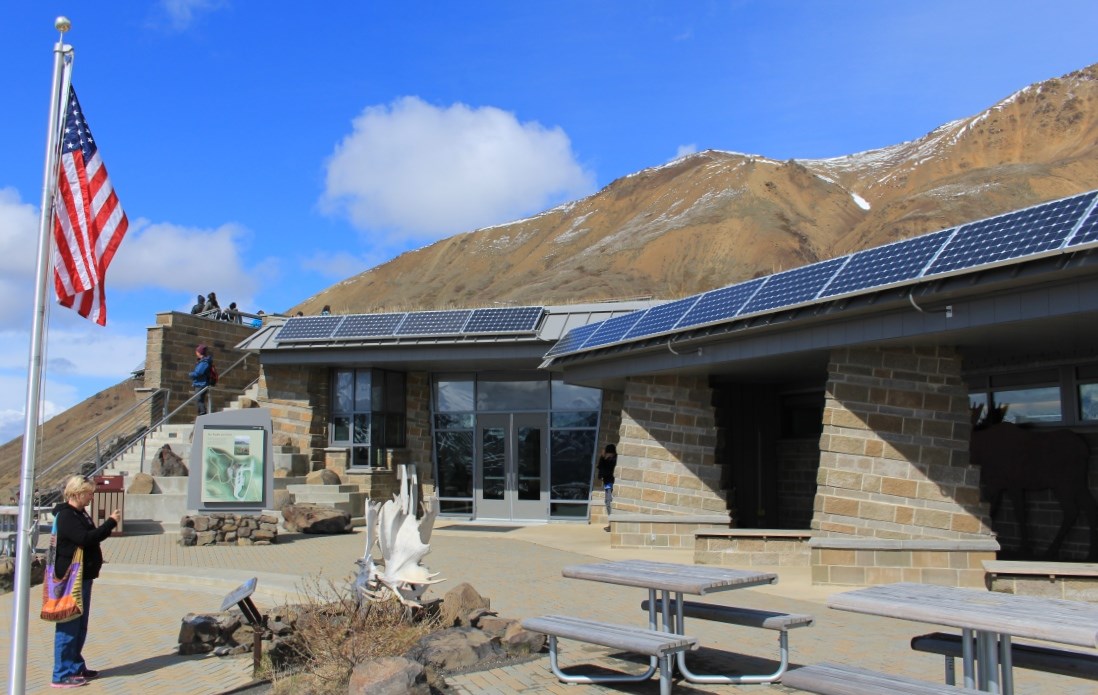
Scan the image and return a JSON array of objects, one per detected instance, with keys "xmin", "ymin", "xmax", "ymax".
[
  {"xmin": 87, "ymin": 350, "xmax": 256, "ymax": 477},
  {"xmin": 34, "ymin": 387, "xmax": 170, "ymax": 483},
  {"xmin": 34, "ymin": 350, "xmax": 256, "ymax": 497}
]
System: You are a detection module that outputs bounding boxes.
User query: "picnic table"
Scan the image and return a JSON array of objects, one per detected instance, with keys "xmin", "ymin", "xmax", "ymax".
[
  {"xmin": 562, "ymin": 559, "xmax": 808, "ymax": 684},
  {"xmin": 828, "ymin": 581, "xmax": 1098, "ymax": 694}
]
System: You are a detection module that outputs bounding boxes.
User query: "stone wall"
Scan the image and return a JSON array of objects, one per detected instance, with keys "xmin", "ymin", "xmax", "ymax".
[
  {"xmin": 775, "ymin": 438, "xmax": 818, "ymax": 530},
  {"xmin": 810, "ymin": 346, "xmax": 995, "ymax": 586},
  {"xmin": 144, "ymin": 311, "xmax": 261, "ymax": 415},
  {"xmin": 609, "ymin": 375, "xmax": 729, "ymax": 547},
  {"xmin": 401, "ymin": 371, "xmax": 435, "ymax": 497},
  {"xmin": 179, "ymin": 512, "xmax": 279, "ymax": 545},
  {"xmin": 256, "ymin": 363, "xmax": 330, "ymax": 470}
]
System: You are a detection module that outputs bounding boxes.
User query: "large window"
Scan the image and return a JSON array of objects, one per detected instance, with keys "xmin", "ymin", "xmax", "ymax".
[
  {"xmin": 967, "ymin": 366, "xmax": 1098, "ymax": 425},
  {"xmin": 432, "ymin": 373, "xmax": 601, "ymax": 518},
  {"xmin": 331, "ymin": 368, "xmax": 406, "ymax": 467}
]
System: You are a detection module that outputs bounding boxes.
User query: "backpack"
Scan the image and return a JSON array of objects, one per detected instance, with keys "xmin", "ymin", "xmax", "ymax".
[{"xmin": 208, "ymin": 362, "xmax": 219, "ymax": 386}]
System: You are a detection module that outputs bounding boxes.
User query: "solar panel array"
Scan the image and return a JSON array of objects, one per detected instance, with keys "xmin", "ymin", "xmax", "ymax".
[
  {"xmin": 548, "ymin": 189, "xmax": 1098, "ymax": 359},
  {"xmin": 275, "ymin": 306, "xmax": 545, "ymax": 343}
]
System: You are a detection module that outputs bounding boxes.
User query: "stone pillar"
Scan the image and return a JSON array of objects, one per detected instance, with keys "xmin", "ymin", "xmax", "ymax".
[{"xmin": 811, "ymin": 346, "xmax": 996, "ymax": 586}]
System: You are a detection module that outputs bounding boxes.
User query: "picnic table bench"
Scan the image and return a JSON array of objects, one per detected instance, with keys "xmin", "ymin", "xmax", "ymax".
[
  {"xmin": 641, "ymin": 598, "xmax": 814, "ymax": 682},
  {"xmin": 521, "ymin": 615, "xmax": 697, "ymax": 695},
  {"xmin": 782, "ymin": 662, "xmax": 985, "ymax": 695},
  {"xmin": 911, "ymin": 631, "xmax": 1098, "ymax": 682}
]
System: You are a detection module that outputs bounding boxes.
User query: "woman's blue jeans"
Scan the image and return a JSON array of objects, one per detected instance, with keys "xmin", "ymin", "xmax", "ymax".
[{"xmin": 53, "ymin": 578, "xmax": 92, "ymax": 682}]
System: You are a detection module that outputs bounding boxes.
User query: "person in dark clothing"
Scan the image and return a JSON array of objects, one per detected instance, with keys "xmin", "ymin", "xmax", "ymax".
[
  {"xmin": 189, "ymin": 344, "xmax": 213, "ymax": 417},
  {"xmin": 189, "ymin": 295, "xmax": 205, "ymax": 314},
  {"xmin": 597, "ymin": 444, "xmax": 618, "ymax": 528},
  {"xmin": 203, "ymin": 292, "xmax": 221, "ymax": 319},
  {"xmin": 51, "ymin": 475, "xmax": 120, "ymax": 688}
]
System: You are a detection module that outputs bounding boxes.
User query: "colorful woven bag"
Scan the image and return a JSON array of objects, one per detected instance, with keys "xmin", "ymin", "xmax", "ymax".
[{"xmin": 40, "ymin": 516, "xmax": 84, "ymax": 623}]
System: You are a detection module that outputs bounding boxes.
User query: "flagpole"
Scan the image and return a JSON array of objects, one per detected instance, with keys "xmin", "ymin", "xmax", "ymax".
[{"xmin": 8, "ymin": 17, "xmax": 73, "ymax": 695}]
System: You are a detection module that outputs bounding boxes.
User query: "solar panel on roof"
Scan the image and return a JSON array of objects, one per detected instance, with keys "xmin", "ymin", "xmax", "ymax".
[
  {"xmin": 741, "ymin": 257, "xmax": 847, "ymax": 315},
  {"xmin": 464, "ymin": 306, "xmax": 544, "ymax": 333},
  {"xmin": 926, "ymin": 193, "xmax": 1094, "ymax": 275},
  {"xmin": 578, "ymin": 312, "xmax": 645, "ymax": 350},
  {"xmin": 1065, "ymin": 195, "xmax": 1098, "ymax": 248},
  {"xmin": 676, "ymin": 277, "xmax": 766, "ymax": 330},
  {"xmin": 274, "ymin": 315, "xmax": 343, "ymax": 342},
  {"xmin": 545, "ymin": 322, "xmax": 602, "ymax": 357},
  {"xmin": 822, "ymin": 229, "xmax": 953, "ymax": 298},
  {"xmin": 332, "ymin": 313, "xmax": 407, "ymax": 338},
  {"xmin": 395, "ymin": 310, "xmax": 472, "ymax": 335},
  {"xmin": 623, "ymin": 296, "xmax": 701, "ymax": 340}
]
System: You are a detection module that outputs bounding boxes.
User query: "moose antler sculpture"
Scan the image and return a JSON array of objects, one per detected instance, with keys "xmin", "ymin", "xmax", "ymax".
[{"xmin": 353, "ymin": 494, "xmax": 444, "ymax": 607}]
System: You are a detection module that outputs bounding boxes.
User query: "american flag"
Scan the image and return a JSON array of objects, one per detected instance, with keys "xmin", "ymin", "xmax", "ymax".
[{"xmin": 51, "ymin": 86, "xmax": 129, "ymax": 326}]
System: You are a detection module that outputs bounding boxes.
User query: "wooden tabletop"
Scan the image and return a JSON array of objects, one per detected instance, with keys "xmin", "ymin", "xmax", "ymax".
[
  {"xmin": 829, "ymin": 582, "xmax": 1098, "ymax": 648},
  {"xmin": 562, "ymin": 559, "xmax": 777, "ymax": 595}
]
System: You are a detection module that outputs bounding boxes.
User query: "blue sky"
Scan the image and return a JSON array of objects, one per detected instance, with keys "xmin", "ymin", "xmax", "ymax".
[{"xmin": 1, "ymin": 0, "xmax": 1096, "ymax": 444}]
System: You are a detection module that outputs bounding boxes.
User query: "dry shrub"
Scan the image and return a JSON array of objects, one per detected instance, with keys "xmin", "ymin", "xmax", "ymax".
[{"xmin": 269, "ymin": 576, "xmax": 436, "ymax": 694}]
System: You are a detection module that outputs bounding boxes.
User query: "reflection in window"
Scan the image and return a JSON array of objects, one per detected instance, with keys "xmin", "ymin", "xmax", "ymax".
[
  {"xmin": 476, "ymin": 378, "xmax": 549, "ymax": 411},
  {"xmin": 550, "ymin": 429, "xmax": 595, "ymax": 502},
  {"xmin": 436, "ymin": 430, "xmax": 473, "ymax": 498},
  {"xmin": 435, "ymin": 377, "xmax": 475, "ymax": 412},
  {"xmin": 990, "ymin": 387, "xmax": 1061, "ymax": 423},
  {"xmin": 551, "ymin": 380, "xmax": 601, "ymax": 409},
  {"xmin": 1080, "ymin": 383, "xmax": 1098, "ymax": 421}
]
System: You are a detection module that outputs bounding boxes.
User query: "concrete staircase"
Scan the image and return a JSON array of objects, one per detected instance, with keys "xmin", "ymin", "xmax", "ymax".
[{"xmin": 109, "ymin": 381, "xmax": 371, "ymax": 530}]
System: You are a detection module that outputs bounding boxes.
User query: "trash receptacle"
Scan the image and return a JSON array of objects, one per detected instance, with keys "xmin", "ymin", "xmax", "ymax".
[{"xmin": 91, "ymin": 475, "xmax": 124, "ymax": 535}]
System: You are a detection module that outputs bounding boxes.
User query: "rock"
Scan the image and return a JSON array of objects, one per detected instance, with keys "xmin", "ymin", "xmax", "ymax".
[
  {"xmin": 407, "ymin": 627, "xmax": 503, "ymax": 671},
  {"xmin": 152, "ymin": 444, "xmax": 189, "ymax": 476},
  {"xmin": 178, "ymin": 613, "xmax": 222, "ymax": 646},
  {"xmin": 127, "ymin": 472, "xmax": 156, "ymax": 495},
  {"xmin": 474, "ymin": 615, "xmax": 513, "ymax": 638},
  {"xmin": 501, "ymin": 622, "xmax": 546, "ymax": 655},
  {"xmin": 348, "ymin": 656, "xmax": 429, "ymax": 695},
  {"xmin": 305, "ymin": 469, "xmax": 341, "ymax": 485},
  {"xmin": 0, "ymin": 554, "xmax": 44, "ymax": 593},
  {"xmin": 281, "ymin": 504, "xmax": 352, "ymax": 534},
  {"xmin": 271, "ymin": 489, "xmax": 291, "ymax": 511},
  {"xmin": 439, "ymin": 583, "xmax": 490, "ymax": 627}
]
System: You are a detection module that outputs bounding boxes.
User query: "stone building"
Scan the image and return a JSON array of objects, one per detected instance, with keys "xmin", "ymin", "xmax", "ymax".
[{"xmin": 232, "ymin": 189, "xmax": 1098, "ymax": 587}]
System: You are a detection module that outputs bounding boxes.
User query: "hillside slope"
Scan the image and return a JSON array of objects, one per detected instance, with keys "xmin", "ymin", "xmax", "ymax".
[{"xmin": 296, "ymin": 64, "xmax": 1098, "ymax": 313}]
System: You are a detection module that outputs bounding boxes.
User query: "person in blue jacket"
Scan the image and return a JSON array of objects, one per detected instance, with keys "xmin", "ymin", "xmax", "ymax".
[
  {"xmin": 189, "ymin": 344, "xmax": 213, "ymax": 417},
  {"xmin": 51, "ymin": 475, "xmax": 120, "ymax": 688}
]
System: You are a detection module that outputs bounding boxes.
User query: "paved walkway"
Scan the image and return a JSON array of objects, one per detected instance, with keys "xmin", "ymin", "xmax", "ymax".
[{"xmin": 2, "ymin": 522, "xmax": 1092, "ymax": 694}]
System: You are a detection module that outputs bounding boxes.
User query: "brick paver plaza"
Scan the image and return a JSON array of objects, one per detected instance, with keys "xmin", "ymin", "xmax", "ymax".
[{"xmin": 2, "ymin": 523, "xmax": 1089, "ymax": 694}]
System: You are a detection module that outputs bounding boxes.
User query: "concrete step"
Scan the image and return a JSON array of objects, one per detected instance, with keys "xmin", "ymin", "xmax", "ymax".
[
  {"xmin": 285, "ymin": 484, "xmax": 363, "ymax": 495},
  {"xmin": 124, "ymin": 492, "xmax": 188, "ymax": 526}
]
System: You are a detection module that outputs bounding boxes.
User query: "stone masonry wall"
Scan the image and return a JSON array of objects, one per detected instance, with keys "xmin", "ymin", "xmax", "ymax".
[
  {"xmin": 392, "ymin": 371, "xmax": 435, "ymax": 498},
  {"xmin": 144, "ymin": 311, "xmax": 260, "ymax": 415},
  {"xmin": 256, "ymin": 363, "xmax": 330, "ymax": 471},
  {"xmin": 613, "ymin": 375, "xmax": 726, "ymax": 516},
  {"xmin": 813, "ymin": 346, "xmax": 992, "ymax": 541}
]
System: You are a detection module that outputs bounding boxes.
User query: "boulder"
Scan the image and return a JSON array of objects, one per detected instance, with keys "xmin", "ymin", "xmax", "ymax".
[
  {"xmin": 501, "ymin": 621, "xmax": 546, "ymax": 655},
  {"xmin": 473, "ymin": 615, "xmax": 513, "ymax": 639},
  {"xmin": 348, "ymin": 656, "xmax": 429, "ymax": 695},
  {"xmin": 305, "ymin": 469, "xmax": 341, "ymax": 486},
  {"xmin": 406, "ymin": 627, "xmax": 503, "ymax": 671},
  {"xmin": 271, "ymin": 489, "xmax": 292, "ymax": 512},
  {"xmin": 127, "ymin": 472, "xmax": 156, "ymax": 495},
  {"xmin": 152, "ymin": 444, "xmax": 188, "ymax": 476},
  {"xmin": 281, "ymin": 504, "xmax": 352, "ymax": 534},
  {"xmin": 0, "ymin": 554, "xmax": 44, "ymax": 594},
  {"xmin": 439, "ymin": 583, "xmax": 490, "ymax": 627}
]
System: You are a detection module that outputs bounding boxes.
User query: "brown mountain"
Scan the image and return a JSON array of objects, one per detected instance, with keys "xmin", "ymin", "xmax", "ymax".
[{"xmin": 294, "ymin": 64, "xmax": 1098, "ymax": 314}]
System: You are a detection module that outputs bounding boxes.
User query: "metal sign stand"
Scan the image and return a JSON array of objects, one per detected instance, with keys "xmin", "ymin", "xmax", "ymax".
[{"xmin": 220, "ymin": 577, "xmax": 267, "ymax": 674}]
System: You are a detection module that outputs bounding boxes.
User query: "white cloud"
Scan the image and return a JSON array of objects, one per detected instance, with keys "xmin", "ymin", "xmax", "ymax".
[
  {"xmin": 0, "ymin": 188, "xmax": 46, "ymax": 325},
  {"xmin": 674, "ymin": 144, "xmax": 698, "ymax": 160},
  {"xmin": 158, "ymin": 0, "xmax": 228, "ymax": 31},
  {"xmin": 108, "ymin": 218, "xmax": 259, "ymax": 301},
  {"xmin": 321, "ymin": 97, "xmax": 595, "ymax": 246}
]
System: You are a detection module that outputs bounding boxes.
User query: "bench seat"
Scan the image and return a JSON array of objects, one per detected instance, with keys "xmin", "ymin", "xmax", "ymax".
[
  {"xmin": 641, "ymin": 598, "xmax": 814, "ymax": 630},
  {"xmin": 782, "ymin": 663, "xmax": 985, "ymax": 695},
  {"xmin": 911, "ymin": 631, "xmax": 1098, "ymax": 681},
  {"xmin": 521, "ymin": 615, "xmax": 697, "ymax": 695},
  {"xmin": 640, "ymin": 598, "xmax": 813, "ymax": 684}
]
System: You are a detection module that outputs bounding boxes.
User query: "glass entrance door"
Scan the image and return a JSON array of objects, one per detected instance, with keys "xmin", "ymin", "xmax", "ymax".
[{"xmin": 475, "ymin": 413, "xmax": 547, "ymax": 520}]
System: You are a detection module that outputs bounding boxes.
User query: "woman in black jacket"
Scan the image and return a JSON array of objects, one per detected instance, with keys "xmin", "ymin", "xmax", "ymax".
[{"xmin": 50, "ymin": 476, "xmax": 120, "ymax": 688}]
